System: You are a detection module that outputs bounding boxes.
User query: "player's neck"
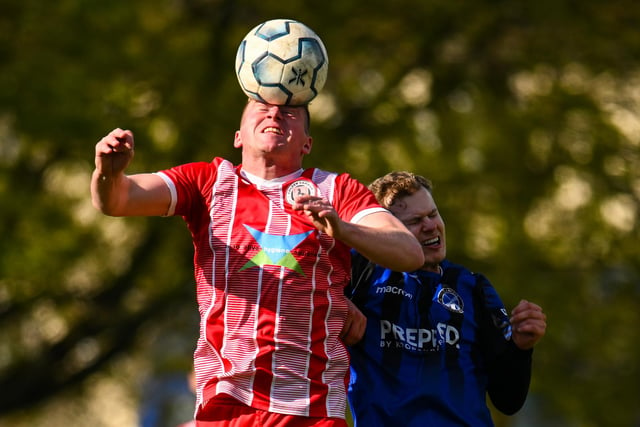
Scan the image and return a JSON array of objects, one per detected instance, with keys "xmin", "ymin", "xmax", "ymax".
[
  {"xmin": 241, "ymin": 156, "xmax": 303, "ymax": 180},
  {"xmin": 421, "ymin": 264, "xmax": 443, "ymax": 275}
]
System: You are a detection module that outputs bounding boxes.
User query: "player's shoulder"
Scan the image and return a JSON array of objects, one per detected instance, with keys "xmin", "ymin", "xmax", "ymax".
[
  {"xmin": 302, "ymin": 167, "xmax": 365, "ymax": 194},
  {"xmin": 172, "ymin": 158, "xmax": 225, "ymax": 170},
  {"xmin": 441, "ymin": 259, "xmax": 488, "ymax": 282},
  {"xmin": 162, "ymin": 158, "xmax": 235, "ymax": 186}
]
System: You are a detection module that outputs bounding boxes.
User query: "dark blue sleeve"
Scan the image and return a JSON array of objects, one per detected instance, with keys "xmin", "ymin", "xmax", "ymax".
[
  {"xmin": 474, "ymin": 273, "xmax": 533, "ymax": 415},
  {"xmin": 487, "ymin": 343, "xmax": 533, "ymax": 414},
  {"xmin": 346, "ymin": 250, "xmax": 376, "ymax": 309}
]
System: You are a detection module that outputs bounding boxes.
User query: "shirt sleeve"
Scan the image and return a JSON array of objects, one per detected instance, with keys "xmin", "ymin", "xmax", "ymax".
[
  {"xmin": 487, "ymin": 343, "xmax": 533, "ymax": 414},
  {"xmin": 333, "ymin": 173, "xmax": 386, "ymax": 223},
  {"xmin": 155, "ymin": 160, "xmax": 219, "ymax": 218},
  {"xmin": 474, "ymin": 273, "xmax": 533, "ymax": 414},
  {"xmin": 346, "ymin": 251, "xmax": 376, "ymax": 307}
]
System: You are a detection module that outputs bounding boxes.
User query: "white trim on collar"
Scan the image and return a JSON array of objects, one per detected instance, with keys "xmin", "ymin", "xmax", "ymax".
[{"xmin": 241, "ymin": 169, "xmax": 304, "ymax": 187}]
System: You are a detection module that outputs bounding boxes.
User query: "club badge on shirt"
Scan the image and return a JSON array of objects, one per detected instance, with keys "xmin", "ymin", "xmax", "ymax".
[
  {"xmin": 285, "ymin": 179, "xmax": 319, "ymax": 205},
  {"xmin": 435, "ymin": 286, "xmax": 464, "ymax": 313}
]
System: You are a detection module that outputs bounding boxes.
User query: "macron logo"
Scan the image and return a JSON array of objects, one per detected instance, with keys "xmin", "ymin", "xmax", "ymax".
[{"xmin": 375, "ymin": 285, "xmax": 413, "ymax": 300}]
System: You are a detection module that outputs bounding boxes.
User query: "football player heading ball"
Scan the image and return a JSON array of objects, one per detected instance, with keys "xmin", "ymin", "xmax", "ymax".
[{"xmin": 91, "ymin": 18, "xmax": 424, "ymax": 426}]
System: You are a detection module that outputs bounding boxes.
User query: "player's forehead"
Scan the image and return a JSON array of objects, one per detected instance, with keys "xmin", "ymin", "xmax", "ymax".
[
  {"xmin": 389, "ymin": 187, "xmax": 437, "ymax": 219},
  {"xmin": 246, "ymin": 99, "xmax": 304, "ymax": 114}
]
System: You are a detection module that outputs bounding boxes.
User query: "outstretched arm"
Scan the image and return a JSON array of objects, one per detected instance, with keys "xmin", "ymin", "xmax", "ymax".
[
  {"xmin": 346, "ymin": 210, "xmax": 424, "ymax": 272},
  {"xmin": 91, "ymin": 128, "xmax": 170, "ymax": 217},
  {"xmin": 292, "ymin": 195, "xmax": 424, "ymax": 272}
]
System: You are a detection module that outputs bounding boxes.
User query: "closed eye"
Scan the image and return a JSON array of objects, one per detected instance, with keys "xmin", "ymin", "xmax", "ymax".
[{"xmin": 403, "ymin": 218, "xmax": 421, "ymax": 226}]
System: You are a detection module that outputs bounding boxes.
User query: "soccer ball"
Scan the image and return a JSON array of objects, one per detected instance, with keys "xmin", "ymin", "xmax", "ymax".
[{"xmin": 235, "ymin": 19, "xmax": 328, "ymax": 106}]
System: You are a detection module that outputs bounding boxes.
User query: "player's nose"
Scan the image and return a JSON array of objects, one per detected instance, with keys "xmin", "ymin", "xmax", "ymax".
[
  {"xmin": 420, "ymin": 216, "xmax": 436, "ymax": 230},
  {"xmin": 266, "ymin": 105, "xmax": 284, "ymax": 119}
]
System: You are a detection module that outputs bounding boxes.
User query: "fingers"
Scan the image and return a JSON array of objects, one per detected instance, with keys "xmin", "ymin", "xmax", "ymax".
[
  {"xmin": 96, "ymin": 128, "xmax": 134, "ymax": 156},
  {"xmin": 512, "ymin": 299, "xmax": 542, "ymax": 313},
  {"xmin": 514, "ymin": 319, "xmax": 546, "ymax": 336},
  {"xmin": 94, "ymin": 129, "xmax": 135, "ymax": 177},
  {"xmin": 340, "ymin": 299, "xmax": 367, "ymax": 346},
  {"xmin": 291, "ymin": 195, "xmax": 332, "ymax": 215},
  {"xmin": 510, "ymin": 300, "xmax": 547, "ymax": 349},
  {"xmin": 510, "ymin": 300, "xmax": 545, "ymax": 324},
  {"xmin": 291, "ymin": 195, "xmax": 343, "ymax": 238}
]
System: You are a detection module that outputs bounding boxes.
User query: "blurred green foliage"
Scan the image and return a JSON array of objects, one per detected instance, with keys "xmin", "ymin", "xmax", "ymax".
[{"xmin": 1, "ymin": 0, "xmax": 639, "ymax": 426}]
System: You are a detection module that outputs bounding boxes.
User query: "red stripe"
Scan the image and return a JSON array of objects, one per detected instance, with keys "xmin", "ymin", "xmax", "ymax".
[
  {"xmin": 251, "ymin": 268, "xmax": 280, "ymax": 408},
  {"xmin": 307, "ymin": 287, "xmax": 330, "ymax": 416}
]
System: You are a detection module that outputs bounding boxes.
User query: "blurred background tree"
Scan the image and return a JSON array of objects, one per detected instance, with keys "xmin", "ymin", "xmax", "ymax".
[{"xmin": 1, "ymin": 0, "xmax": 638, "ymax": 426}]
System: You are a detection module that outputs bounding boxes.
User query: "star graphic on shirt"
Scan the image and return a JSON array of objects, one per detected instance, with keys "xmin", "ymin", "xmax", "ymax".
[{"xmin": 239, "ymin": 225, "xmax": 313, "ymax": 275}]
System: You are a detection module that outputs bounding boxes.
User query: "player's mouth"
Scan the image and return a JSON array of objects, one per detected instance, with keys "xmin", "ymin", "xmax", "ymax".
[
  {"xmin": 263, "ymin": 126, "xmax": 283, "ymax": 135},
  {"xmin": 422, "ymin": 236, "xmax": 440, "ymax": 247}
]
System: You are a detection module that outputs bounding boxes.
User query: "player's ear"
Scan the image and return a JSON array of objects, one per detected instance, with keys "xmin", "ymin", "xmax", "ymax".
[
  {"xmin": 302, "ymin": 136, "xmax": 312, "ymax": 154},
  {"xmin": 234, "ymin": 130, "xmax": 242, "ymax": 148}
]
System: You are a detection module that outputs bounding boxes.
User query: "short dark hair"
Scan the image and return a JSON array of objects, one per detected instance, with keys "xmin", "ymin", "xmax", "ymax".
[
  {"xmin": 301, "ymin": 104, "xmax": 310, "ymax": 133},
  {"xmin": 369, "ymin": 171, "xmax": 433, "ymax": 209}
]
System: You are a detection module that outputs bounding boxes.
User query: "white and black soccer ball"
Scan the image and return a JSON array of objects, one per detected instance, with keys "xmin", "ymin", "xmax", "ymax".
[{"xmin": 235, "ymin": 19, "xmax": 328, "ymax": 106}]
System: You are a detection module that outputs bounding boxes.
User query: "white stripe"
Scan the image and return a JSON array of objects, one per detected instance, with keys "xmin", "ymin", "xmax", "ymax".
[
  {"xmin": 154, "ymin": 172, "xmax": 177, "ymax": 216},
  {"xmin": 351, "ymin": 206, "xmax": 388, "ymax": 224}
]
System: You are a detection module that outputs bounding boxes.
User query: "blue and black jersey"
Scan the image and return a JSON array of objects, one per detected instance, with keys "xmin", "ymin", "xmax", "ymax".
[{"xmin": 346, "ymin": 253, "xmax": 532, "ymax": 427}]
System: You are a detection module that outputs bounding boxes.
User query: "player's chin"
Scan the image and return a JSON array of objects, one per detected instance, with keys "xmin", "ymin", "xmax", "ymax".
[{"xmin": 424, "ymin": 246, "xmax": 445, "ymax": 260}]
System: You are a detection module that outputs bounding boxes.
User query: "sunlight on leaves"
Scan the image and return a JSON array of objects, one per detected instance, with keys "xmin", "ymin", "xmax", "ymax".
[
  {"xmin": 398, "ymin": 68, "xmax": 432, "ymax": 107},
  {"xmin": 600, "ymin": 194, "xmax": 637, "ymax": 232},
  {"xmin": 560, "ymin": 62, "xmax": 591, "ymax": 94},
  {"xmin": 412, "ymin": 109, "xmax": 442, "ymax": 153},
  {"xmin": 448, "ymin": 89, "xmax": 474, "ymax": 113},
  {"xmin": 528, "ymin": 129, "xmax": 553, "ymax": 166},
  {"xmin": 149, "ymin": 116, "xmax": 178, "ymax": 151},
  {"xmin": 379, "ymin": 138, "xmax": 415, "ymax": 171},
  {"xmin": 553, "ymin": 167, "xmax": 592, "ymax": 211},
  {"xmin": 464, "ymin": 213, "xmax": 505, "ymax": 259},
  {"xmin": 345, "ymin": 137, "xmax": 374, "ymax": 176},
  {"xmin": 558, "ymin": 110, "xmax": 595, "ymax": 165},
  {"xmin": 130, "ymin": 84, "xmax": 162, "ymax": 118},
  {"xmin": 603, "ymin": 155, "xmax": 627, "ymax": 177},
  {"xmin": 309, "ymin": 92, "xmax": 339, "ymax": 125},
  {"xmin": 372, "ymin": 102, "xmax": 399, "ymax": 124},
  {"xmin": 0, "ymin": 113, "xmax": 20, "ymax": 166},
  {"xmin": 357, "ymin": 69, "xmax": 386, "ymax": 101},
  {"xmin": 458, "ymin": 146, "xmax": 484, "ymax": 173},
  {"xmin": 32, "ymin": 300, "xmax": 68, "ymax": 345},
  {"xmin": 64, "ymin": 255, "xmax": 106, "ymax": 295},
  {"xmin": 509, "ymin": 64, "xmax": 555, "ymax": 101},
  {"xmin": 591, "ymin": 70, "xmax": 640, "ymax": 146},
  {"xmin": 64, "ymin": 338, "xmax": 101, "ymax": 374},
  {"xmin": 43, "ymin": 162, "xmax": 90, "ymax": 199},
  {"xmin": 85, "ymin": 375, "xmax": 138, "ymax": 427}
]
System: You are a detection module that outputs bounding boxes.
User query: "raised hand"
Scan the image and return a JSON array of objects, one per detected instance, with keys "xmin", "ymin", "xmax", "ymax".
[
  {"xmin": 510, "ymin": 299, "xmax": 547, "ymax": 350},
  {"xmin": 95, "ymin": 128, "xmax": 135, "ymax": 177}
]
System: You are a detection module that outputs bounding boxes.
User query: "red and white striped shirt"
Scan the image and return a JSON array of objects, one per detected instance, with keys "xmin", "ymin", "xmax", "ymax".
[{"xmin": 157, "ymin": 158, "xmax": 384, "ymax": 418}]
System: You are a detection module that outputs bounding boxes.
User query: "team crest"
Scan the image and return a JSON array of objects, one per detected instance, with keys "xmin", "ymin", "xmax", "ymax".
[
  {"xmin": 436, "ymin": 287, "xmax": 464, "ymax": 313},
  {"xmin": 285, "ymin": 179, "xmax": 318, "ymax": 205}
]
